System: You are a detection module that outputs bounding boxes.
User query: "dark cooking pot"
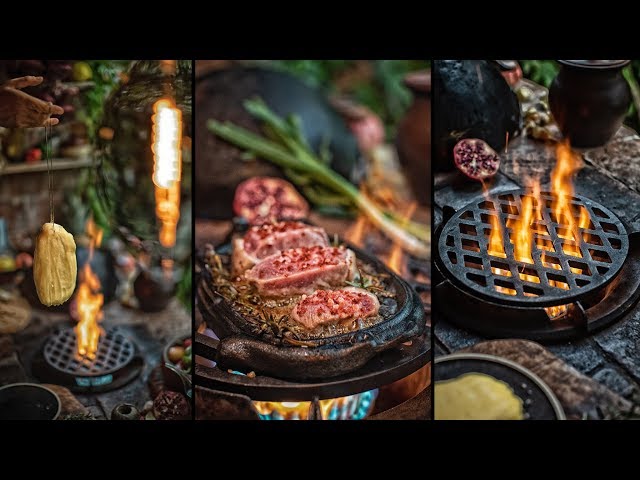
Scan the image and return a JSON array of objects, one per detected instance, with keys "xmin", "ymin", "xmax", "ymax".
[
  {"xmin": 195, "ymin": 66, "xmax": 363, "ymax": 219},
  {"xmin": 432, "ymin": 60, "xmax": 521, "ymax": 172},
  {"xmin": 0, "ymin": 383, "xmax": 61, "ymax": 420},
  {"xmin": 549, "ymin": 60, "xmax": 631, "ymax": 148}
]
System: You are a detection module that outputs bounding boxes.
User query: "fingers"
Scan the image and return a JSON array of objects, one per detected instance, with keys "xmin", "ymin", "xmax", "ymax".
[
  {"xmin": 44, "ymin": 117, "xmax": 60, "ymax": 127},
  {"xmin": 47, "ymin": 103, "xmax": 64, "ymax": 116},
  {"xmin": 5, "ymin": 76, "xmax": 43, "ymax": 90},
  {"xmin": 22, "ymin": 92, "xmax": 63, "ymax": 116}
]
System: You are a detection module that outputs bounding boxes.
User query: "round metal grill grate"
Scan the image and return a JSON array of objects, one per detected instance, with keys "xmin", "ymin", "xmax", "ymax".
[
  {"xmin": 43, "ymin": 327, "xmax": 134, "ymax": 377},
  {"xmin": 437, "ymin": 190, "xmax": 629, "ymax": 307}
]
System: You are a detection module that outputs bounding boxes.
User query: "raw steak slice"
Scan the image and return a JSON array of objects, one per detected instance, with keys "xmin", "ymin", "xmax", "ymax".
[
  {"xmin": 245, "ymin": 246, "xmax": 357, "ymax": 297},
  {"xmin": 290, "ymin": 287, "xmax": 380, "ymax": 329},
  {"xmin": 232, "ymin": 221, "xmax": 329, "ymax": 274}
]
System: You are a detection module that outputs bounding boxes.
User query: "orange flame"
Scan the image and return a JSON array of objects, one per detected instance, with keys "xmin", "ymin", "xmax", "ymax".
[
  {"xmin": 483, "ymin": 183, "xmax": 506, "ymax": 259},
  {"xmin": 386, "ymin": 202, "xmax": 417, "ymax": 275},
  {"xmin": 152, "ymin": 98, "xmax": 182, "ymax": 248},
  {"xmin": 512, "ymin": 194, "xmax": 534, "ymax": 264},
  {"xmin": 253, "ymin": 397, "xmax": 361, "ymax": 420},
  {"xmin": 74, "ymin": 217, "xmax": 104, "ymax": 359},
  {"xmin": 345, "ymin": 214, "xmax": 368, "ymax": 249},
  {"xmin": 551, "ymin": 140, "xmax": 583, "ymax": 242},
  {"xmin": 487, "ymin": 141, "xmax": 588, "ymax": 320}
]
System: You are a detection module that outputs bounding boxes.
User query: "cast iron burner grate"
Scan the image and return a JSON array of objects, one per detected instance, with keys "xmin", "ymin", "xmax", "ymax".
[
  {"xmin": 44, "ymin": 328, "xmax": 134, "ymax": 376},
  {"xmin": 36, "ymin": 327, "xmax": 142, "ymax": 392},
  {"xmin": 438, "ymin": 190, "xmax": 629, "ymax": 308},
  {"xmin": 435, "ymin": 189, "xmax": 640, "ymax": 341}
]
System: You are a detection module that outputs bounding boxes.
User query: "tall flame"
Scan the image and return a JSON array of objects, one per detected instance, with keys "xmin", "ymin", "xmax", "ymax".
[
  {"xmin": 74, "ymin": 217, "xmax": 104, "ymax": 359},
  {"xmin": 551, "ymin": 140, "xmax": 583, "ymax": 243},
  {"xmin": 484, "ymin": 183, "xmax": 506, "ymax": 259},
  {"xmin": 486, "ymin": 141, "xmax": 588, "ymax": 320},
  {"xmin": 152, "ymin": 98, "xmax": 182, "ymax": 248},
  {"xmin": 512, "ymin": 194, "xmax": 534, "ymax": 264}
]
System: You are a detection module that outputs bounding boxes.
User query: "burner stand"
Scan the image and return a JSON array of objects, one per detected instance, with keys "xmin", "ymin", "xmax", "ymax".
[{"xmin": 34, "ymin": 327, "xmax": 143, "ymax": 393}]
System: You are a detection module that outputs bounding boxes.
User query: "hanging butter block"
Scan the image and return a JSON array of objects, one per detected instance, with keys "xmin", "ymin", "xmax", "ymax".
[{"xmin": 33, "ymin": 223, "xmax": 77, "ymax": 306}]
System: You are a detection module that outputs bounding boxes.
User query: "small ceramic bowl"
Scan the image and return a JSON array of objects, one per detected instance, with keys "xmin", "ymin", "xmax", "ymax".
[
  {"xmin": 0, "ymin": 383, "xmax": 61, "ymax": 420},
  {"xmin": 162, "ymin": 334, "xmax": 191, "ymax": 394}
]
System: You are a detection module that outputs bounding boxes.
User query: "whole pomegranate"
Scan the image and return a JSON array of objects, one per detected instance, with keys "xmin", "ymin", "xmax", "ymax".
[
  {"xmin": 233, "ymin": 177, "xmax": 309, "ymax": 225},
  {"xmin": 453, "ymin": 138, "xmax": 500, "ymax": 181}
]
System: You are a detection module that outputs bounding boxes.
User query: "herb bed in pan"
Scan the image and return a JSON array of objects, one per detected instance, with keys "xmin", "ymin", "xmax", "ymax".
[{"xmin": 205, "ymin": 242, "xmax": 398, "ymax": 344}]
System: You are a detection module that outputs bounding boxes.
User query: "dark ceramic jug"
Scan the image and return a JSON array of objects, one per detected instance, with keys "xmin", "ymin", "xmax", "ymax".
[{"xmin": 549, "ymin": 60, "xmax": 631, "ymax": 148}]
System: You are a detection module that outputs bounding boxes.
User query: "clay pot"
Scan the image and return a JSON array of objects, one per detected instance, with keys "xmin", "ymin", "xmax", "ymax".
[
  {"xmin": 396, "ymin": 71, "xmax": 431, "ymax": 205},
  {"xmin": 133, "ymin": 266, "xmax": 179, "ymax": 312},
  {"xmin": 549, "ymin": 60, "xmax": 631, "ymax": 148}
]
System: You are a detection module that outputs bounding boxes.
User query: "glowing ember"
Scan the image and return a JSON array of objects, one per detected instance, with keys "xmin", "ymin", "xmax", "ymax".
[
  {"xmin": 74, "ymin": 218, "xmax": 104, "ymax": 359},
  {"xmin": 152, "ymin": 98, "xmax": 182, "ymax": 248}
]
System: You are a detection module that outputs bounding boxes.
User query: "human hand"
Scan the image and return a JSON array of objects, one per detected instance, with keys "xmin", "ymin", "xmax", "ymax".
[{"xmin": 0, "ymin": 76, "xmax": 64, "ymax": 128}]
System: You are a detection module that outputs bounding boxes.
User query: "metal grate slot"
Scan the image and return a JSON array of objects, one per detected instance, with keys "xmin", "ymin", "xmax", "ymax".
[{"xmin": 438, "ymin": 190, "xmax": 629, "ymax": 308}]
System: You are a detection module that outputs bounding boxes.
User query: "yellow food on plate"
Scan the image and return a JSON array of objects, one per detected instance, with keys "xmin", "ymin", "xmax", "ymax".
[
  {"xmin": 435, "ymin": 372, "xmax": 524, "ymax": 420},
  {"xmin": 33, "ymin": 223, "xmax": 77, "ymax": 306}
]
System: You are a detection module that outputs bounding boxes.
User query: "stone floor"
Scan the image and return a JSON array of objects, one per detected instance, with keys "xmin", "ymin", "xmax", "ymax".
[
  {"xmin": 1, "ymin": 297, "xmax": 190, "ymax": 419},
  {"xmin": 434, "ymin": 80, "xmax": 640, "ymax": 419}
]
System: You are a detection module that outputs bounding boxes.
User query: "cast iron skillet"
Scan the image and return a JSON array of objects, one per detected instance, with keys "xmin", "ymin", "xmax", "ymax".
[
  {"xmin": 197, "ymin": 237, "xmax": 426, "ymax": 381},
  {"xmin": 435, "ymin": 353, "xmax": 565, "ymax": 420}
]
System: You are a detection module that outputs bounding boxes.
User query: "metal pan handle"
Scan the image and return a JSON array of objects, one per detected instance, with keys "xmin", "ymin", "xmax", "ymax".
[{"xmin": 195, "ymin": 332, "xmax": 220, "ymax": 360}]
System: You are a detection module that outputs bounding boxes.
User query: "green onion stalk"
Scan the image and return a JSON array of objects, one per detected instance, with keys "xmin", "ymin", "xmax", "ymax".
[{"xmin": 207, "ymin": 98, "xmax": 430, "ymax": 259}]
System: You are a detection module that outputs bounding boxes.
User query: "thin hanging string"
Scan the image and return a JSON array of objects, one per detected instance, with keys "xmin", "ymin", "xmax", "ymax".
[{"xmin": 45, "ymin": 121, "xmax": 54, "ymax": 225}]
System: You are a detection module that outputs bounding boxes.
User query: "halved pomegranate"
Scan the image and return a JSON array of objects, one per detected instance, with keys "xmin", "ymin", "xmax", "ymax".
[
  {"xmin": 453, "ymin": 138, "xmax": 501, "ymax": 181},
  {"xmin": 233, "ymin": 177, "xmax": 309, "ymax": 225}
]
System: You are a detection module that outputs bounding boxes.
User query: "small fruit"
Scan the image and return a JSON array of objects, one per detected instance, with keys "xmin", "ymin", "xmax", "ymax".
[
  {"xmin": 233, "ymin": 177, "xmax": 309, "ymax": 225},
  {"xmin": 15, "ymin": 252, "xmax": 32, "ymax": 269},
  {"xmin": 453, "ymin": 138, "xmax": 501, "ymax": 181},
  {"xmin": 25, "ymin": 148, "xmax": 42, "ymax": 164},
  {"xmin": 0, "ymin": 255, "xmax": 16, "ymax": 272},
  {"xmin": 183, "ymin": 338, "xmax": 192, "ymax": 348},
  {"xmin": 168, "ymin": 345, "xmax": 185, "ymax": 363},
  {"xmin": 72, "ymin": 62, "xmax": 93, "ymax": 82}
]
